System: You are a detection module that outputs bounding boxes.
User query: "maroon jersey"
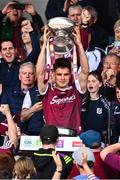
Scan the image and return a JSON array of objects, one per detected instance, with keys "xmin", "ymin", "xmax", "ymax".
[
  {"xmin": 81, "ymin": 27, "xmax": 90, "ymax": 51},
  {"xmin": 42, "ymin": 84, "xmax": 82, "ymax": 134}
]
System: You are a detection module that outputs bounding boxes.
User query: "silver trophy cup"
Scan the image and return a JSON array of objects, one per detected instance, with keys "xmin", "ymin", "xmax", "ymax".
[{"xmin": 48, "ymin": 17, "xmax": 75, "ymax": 54}]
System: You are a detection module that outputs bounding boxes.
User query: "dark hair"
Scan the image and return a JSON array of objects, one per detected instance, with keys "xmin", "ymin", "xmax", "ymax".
[
  {"xmin": 89, "ymin": 71, "xmax": 102, "ymax": 82},
  {"xmin": 116, "ymin": 84, "xmax": 120, "ymax": 90},
  {"xmin": 88, "ymin": 71, "xmax": 103, "ymax": 95},
  {"xmin": 83, "ymin": 71, "xmax": 103, "ymax": 112},
  {"xmin": 116, "ymin": 72, "xmax": 120, "ymax": 89},
  {"xmin": 0, "ymin": 39, "xmax": 15, "ymax": 50},
  {"xmin": 90, "ymin": 142, "xmax": 101, "ymax": 149},
  {"xmin": 79, "ymin": 161, "xmax": 94, "ymax": 169},
  {"xmin": 0, "ymin": 153, "xmax": 15, "ymax": 172},
  {"xmin": 53, "ymin": 58, "xmax": 71, "ymax": 72},
  {"xmin": 0, "ymin": 169, "xmax": 13, "ymax": 179}
]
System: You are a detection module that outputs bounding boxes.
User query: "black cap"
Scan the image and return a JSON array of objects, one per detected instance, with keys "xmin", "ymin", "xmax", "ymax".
[{"xmin": 40, "ymin": 125, "xmax": 59, "ymax": 143}]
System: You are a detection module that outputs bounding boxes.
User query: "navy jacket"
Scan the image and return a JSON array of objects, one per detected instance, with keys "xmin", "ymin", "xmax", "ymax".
[
  {"xmin": 0, "ymin": 83, "xmax": 25, "ymax": 123},
  {"xmin": 0, "ymin": 31, "xmax": 40, "ymax": 94},
  {"xmin": 24, "ymin": 86, "xmax": 44, "ymax": 135}
]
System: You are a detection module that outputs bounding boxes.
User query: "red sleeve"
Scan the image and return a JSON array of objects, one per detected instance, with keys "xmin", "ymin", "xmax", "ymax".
[{"xmin": 104, "ymin": 152, "xmax": 120, "ymax": 171}]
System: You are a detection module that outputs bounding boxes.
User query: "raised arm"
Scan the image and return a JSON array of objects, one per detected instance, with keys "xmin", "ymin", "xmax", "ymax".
[
  {"xmin": 0, "ymin": 104, "xmax": 18, "ymax": 147},
  {"xmin": 36, "ymin": 27, "xmax": 50, "ymax": 94},
  {"xmin": 81, "ymin": 146, "xmax": 96, "ymax": 180},
  {"xmin": 100, "ymin": 143, "xmax": 120, "ymax": 161},
  {"xmin": 21, "ymin": 20, "xmax": 40, "ymax": 64},
  {"xmin": 73, "ymin": 26, "xmax": 89, "ymax": 92},
  {"xmin": 25, "ymin": 3, "xmax": 44, "ymax": 32},
  {"xmin": 52, "ymin": 151, "xmax": 62, "ymax": 180}
]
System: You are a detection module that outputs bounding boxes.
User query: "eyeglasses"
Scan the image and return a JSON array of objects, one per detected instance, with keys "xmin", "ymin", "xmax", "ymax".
[
  {"xmin": 115, "ymin": 29, "xmax": 120, "ymax": 34},
  {"xmin": 103, "ymin": 62, "xmax": 119, "ymax": 66}
]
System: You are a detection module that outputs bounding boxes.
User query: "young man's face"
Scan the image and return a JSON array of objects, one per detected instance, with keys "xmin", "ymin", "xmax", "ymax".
[
  {"xmin": 53, "ymin": 67, "xmax": 71, "ymax": 89},
  {"xmin": 19, "ymin": 65, "xmax": 35, "ymax": 86},
  {"xmin": 0, "ymin": 41, "xmax": 15, "ymax": 63},
  {"xmin": 116, "ymin": 87, "xmax": 120, "ymax": 103}
]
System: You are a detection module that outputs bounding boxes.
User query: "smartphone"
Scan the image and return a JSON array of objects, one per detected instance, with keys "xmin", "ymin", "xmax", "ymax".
[{"xmin": 12, "ymin": 4, "xmax": 25, "ymax": 10}]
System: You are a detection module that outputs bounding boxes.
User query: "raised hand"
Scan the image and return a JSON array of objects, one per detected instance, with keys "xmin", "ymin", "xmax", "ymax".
[
  {"xmin": 0, "ymin": 104, "xmax": 11, "ymax": 116},
  {"xmin": 24, "ymin": 4, "xmax": 36, "ymax": 16},
  {"xmin": 52, "ymin": 151, "xmax": 62, "ymax": 172},
  {"xmin": 31, "ymin": 101, "xmax": 43, "ymax": 113},
  {"xmin": 2, "ymin": 1, "xmax": 15, "ymax": 14},
  {"xmin": 21, "ymin": 20, "xmax": 33, "ymax": 32},
  {"xmin": 72, "ymin": 26, "xmax": 81, "ymax": 45}
]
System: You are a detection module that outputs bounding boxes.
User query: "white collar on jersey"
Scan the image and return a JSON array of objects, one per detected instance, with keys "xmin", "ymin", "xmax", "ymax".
[{"xmin": 52, "ymin": 83, "xmax": 72, "ymax": 91}]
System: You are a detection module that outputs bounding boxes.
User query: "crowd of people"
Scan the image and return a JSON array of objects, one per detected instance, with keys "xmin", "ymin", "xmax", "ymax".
[{"xmin": 0, "ymin": 0, "xmax": 120, "ymax": 179}]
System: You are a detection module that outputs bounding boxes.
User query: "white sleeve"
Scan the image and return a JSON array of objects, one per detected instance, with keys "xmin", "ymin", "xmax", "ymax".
[
  {"xmin": 86, "ymin": 50, "xmax": 101, "ymax": 72},
  {"xmin": 22, "ymin": 91, "xmax": 32, "ymax": 109},
  {"xmin": 75, "ymin": 78, "xmax": 86, "ymax": 94}
]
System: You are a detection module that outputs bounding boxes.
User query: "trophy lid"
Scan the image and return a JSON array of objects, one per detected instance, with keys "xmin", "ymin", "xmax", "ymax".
[{"xmin": 48, "ymin": 17, "xmax": 74, "ymax": 33}]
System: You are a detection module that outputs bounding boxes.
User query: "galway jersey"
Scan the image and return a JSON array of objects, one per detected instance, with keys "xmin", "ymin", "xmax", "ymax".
[{"xmin": 42, "ymin": 83, "xmax": 82, "ymax": 133}]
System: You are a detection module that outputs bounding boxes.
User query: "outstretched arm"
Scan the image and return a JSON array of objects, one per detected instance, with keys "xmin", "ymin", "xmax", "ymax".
[
  {"xmin": 0, "ymin": 104, "xmax": 18, "ymax": 147},
  {"xmin": 100, "ymin": 143, "xmax": 120, "ymax": 161},
  {"xmin": 73, "ymin": 26, "xmax": 89, "ymax": 92}
]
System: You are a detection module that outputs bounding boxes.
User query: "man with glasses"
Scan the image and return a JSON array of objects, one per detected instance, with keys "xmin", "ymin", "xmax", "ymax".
[{"xmin": 102, "ymin": 53, "xmax": 120, "ymax": 101}]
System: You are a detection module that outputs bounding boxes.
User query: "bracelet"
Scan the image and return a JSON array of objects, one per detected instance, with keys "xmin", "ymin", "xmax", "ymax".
[{"xmin": 56, "ymin": 170, "xmax": 62, "ymax": 174}]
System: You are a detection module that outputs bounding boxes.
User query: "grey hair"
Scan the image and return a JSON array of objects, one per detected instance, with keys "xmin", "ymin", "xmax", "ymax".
[
  {"xmin": 68, "ymin": 4, "xmax": 82, "ymax": 14},
  {"xmin": 19, "ymin": 62, "xmax": 36, "ymax": 74}
]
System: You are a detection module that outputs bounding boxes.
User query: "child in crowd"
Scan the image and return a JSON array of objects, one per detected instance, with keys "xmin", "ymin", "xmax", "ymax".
[
  {"xmin": 111, "ymin": 78, "xmax": 120, "ymax": 143},
  {"xmin": 13, "ymin": 156, "xmax": 37, "ymax": 179},
  {"xmin": 72, "ymin": 145, "xmax": 99, "ymax": 179},
  {"xmin": 81, "ymin": 5, "xmax": 108, "ymax": 50},
  {"xmin": 80, "ymin": 130, "xmax": 120, "ymax": 179},
  {"xmin": 81, "ymin": 71, "xmax": 108, "ymax": 139}
]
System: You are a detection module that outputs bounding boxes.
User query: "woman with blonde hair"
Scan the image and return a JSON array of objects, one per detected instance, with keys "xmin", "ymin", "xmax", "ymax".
[{"xmin": 14, "ymin": 156, "xmax": 36, "ymax": 179}]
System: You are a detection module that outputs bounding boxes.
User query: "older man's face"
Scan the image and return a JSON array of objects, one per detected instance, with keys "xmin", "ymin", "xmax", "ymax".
[
  {"xmin": 68, "ymin": 7, "xmax": 82, "ymax": 26},
  {"xmin": 103, "ymin": 56, "xmax": 120, "ymax": 75}
]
